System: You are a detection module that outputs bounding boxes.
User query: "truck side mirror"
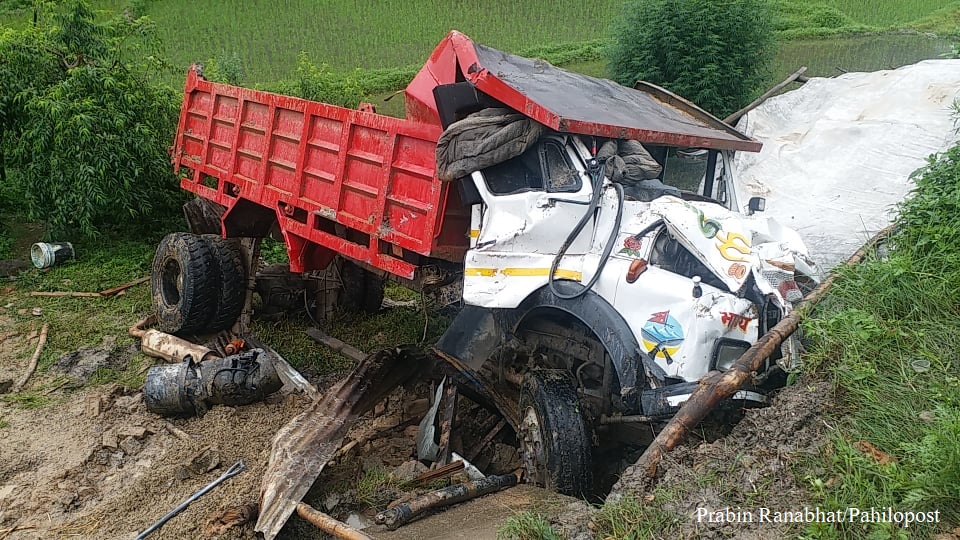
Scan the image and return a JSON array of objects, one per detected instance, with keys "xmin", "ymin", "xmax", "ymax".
[{"xmin": 748, "ymin": 197, "xmax": 766, "ymax": 215}]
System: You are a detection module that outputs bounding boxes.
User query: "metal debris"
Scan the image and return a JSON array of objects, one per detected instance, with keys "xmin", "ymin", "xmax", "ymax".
[
  {"xmin": 255, "ymin": 346, "xmax": 424, "ymax": 540},
  {"xmin": 135, "ymin": 459, "xmax": 247, "ymax": 540}
]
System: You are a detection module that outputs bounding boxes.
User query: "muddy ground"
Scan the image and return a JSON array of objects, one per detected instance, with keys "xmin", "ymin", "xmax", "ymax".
[
  {"xmin": 0, "ymin": 291, "xmax": 841, "ymax": 540},
  {"xmin": 0, "ymin": 317, "xmax": 531, "ymax": 539}
]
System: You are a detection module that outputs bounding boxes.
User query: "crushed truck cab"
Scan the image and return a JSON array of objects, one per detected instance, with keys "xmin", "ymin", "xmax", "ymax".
[{"xmin": 164, "ymin": 30, "xmax": 820, "ymax": 499}]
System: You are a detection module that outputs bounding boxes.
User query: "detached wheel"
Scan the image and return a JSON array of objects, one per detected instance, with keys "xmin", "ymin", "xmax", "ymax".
[
  {"xmin": 202, "ymin": 235, "xmax": 246, "ymax": 332},
  {"xmin": 519, "ymin": 370, "xmax": 593, "ymax": 496},
  {"xmin": 152, "ymin": 232, "xmax": 217, "ymax": 334},
  {"xmin": 340, "ymin": 259, "xmax": 385, "ymax": 314}
]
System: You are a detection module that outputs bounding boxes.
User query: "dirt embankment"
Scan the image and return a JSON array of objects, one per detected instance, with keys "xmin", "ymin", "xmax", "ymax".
[{"xmin": 592, "ymin": 378, "xmax": 835, "ymax": 539}]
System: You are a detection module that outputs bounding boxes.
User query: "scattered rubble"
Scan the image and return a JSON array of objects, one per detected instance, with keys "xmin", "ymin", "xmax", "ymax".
[{"xmin": 52, "ymin": 334, "xmax": 129, "ymax": 385}]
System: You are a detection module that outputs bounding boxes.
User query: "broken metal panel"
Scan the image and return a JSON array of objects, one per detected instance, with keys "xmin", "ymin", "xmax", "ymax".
[{"xmin": 255, "ymin": 346, "xmax": 424, "ymax": 540}]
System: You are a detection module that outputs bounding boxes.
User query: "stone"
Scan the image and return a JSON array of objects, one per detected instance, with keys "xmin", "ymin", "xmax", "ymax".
[
  {"xmin": 371, "ymin": 414, "xmax": 401, "ymax": 431},
  {"xmin": 120, "ymin": 436, "xmax": 143, "ymax": 456},
  {"xmin": 323, "ymin": 492, "xmax": 341, "ymax": 512},
  {"xmin": 102, "ymin": 430, "xmax": 119, "ymax": 449},
  {"xmin": 391, "ymin": 460, "xmax": 428, "ymax": 482},
  {"xmin": 117, "ymin": 426, "xmax": 148, "ymax": 439},
  {"xmin": 0, "ymin": 485, "xmax": 18, "ymax": 501},
  {"xmin": 85, "ymin": 394, "xmax": 103, "ymax": 417}
]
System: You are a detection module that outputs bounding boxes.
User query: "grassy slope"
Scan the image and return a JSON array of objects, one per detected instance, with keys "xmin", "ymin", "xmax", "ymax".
[
  {"xmin": 798, "ymin": 147, "xmax": 960, "ymax": 538},
  {"xmin": 3, "ymin": 0, "xmax": 956, "ymax": 87}
]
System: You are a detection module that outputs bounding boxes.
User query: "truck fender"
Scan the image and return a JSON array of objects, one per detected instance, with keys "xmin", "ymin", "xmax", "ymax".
[
  {"xmin": 511, "ymin": 283, "xmax": 657, "ymax": 409},
  {"xmin": 434, "ymin": 283, "xmax": 664, "ymax": 412}
]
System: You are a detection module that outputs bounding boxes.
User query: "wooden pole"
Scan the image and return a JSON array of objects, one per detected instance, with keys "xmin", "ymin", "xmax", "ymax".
[
  {"xmin": 723, "ymin": 66, "xmax": 808, "ymax": 125},
  {"xmin": 12, "ymin": 323, "xmax": 49, "ymax": 393},
  {"xmin": 617, "ymin": 225, "xmax": 895, "ymax": 491},
  {"xmin": 296, "ymin": 503, "xmax": 372, "ymax": 540},
  {"xmin": 305, "ymin": 327, "xmax": 367, "ymax": 363}
]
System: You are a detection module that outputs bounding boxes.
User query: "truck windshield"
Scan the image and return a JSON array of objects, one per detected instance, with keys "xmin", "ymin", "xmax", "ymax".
[{"xmin": 662, "ymin": 148, "xmax": 709, "ymax": 192}]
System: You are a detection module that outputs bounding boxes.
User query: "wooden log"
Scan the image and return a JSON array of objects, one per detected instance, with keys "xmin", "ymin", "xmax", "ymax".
[
  {"xmin": 305, "ymin": 327, "xmax": 367, "ymax": 363},
  {"xmin": 375, "ymin": 473, "xmax": 518, "ymax": 530},
  {"xmin": 99, "ymin": 276, "xmax": 149, "ymax": 296},
  {"xmin": 296, "ymin": 503, "xmax": 372, "ymax": 540},
  {"xmin": 723, "ymin": 66, "xmax": 808, "ymax": 125},
  {"xmin": 12, "ymin": 323, "xmax": 49, "ymax": 393},
  {"xmin": 30, "ymin": 291, "xmax": 101, "ymax": 298},
  {"xmin": 621, "ymin": 224, "xmax": 895, "ymax": 488},
  {"xmin": 466, "ymin": 418, "xmax": 506, "ymax": 462},
  {"xmin": 163, "ymin": 421, "xmax": 193, "ymax": 442},
  {"xmin": 436, "ymin": 382, "xmax": 458, "ymax": 466}
]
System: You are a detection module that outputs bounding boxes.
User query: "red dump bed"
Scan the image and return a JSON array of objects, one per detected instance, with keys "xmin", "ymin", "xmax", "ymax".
[
  {"xmin": 174, "ymin": 67, "xmax": 470, "ymax": 279},
  {"xmin": 173, "ymin": 31, "xmax": 758, "ymax": 280}
]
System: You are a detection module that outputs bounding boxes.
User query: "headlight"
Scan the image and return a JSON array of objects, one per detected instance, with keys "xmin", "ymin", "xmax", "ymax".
[{"xmin": 712, "ymin": 339, "xmax": 750, "ymax": 371}]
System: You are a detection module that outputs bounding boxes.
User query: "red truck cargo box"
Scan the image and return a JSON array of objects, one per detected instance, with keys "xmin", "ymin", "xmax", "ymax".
[{"xmin": 173, "ymin": 67, "xmax": 468, "ymax": 279}]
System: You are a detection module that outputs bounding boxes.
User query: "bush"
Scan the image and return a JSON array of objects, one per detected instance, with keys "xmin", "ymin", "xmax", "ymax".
[
  {"xmin": 607, "ymin": 0, "xmax": 776, "ymax": 118},
  {"xmin": 0, "ymin": 1, "xmax": 183, "ymax": 238}
]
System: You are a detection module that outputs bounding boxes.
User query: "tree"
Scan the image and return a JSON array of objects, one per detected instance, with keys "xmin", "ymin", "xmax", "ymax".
[
  {"xmin": 608, "ymin": 0, "xmax": 775, "ymax": 118},
  {"xmin": 0, "ymin": 1, "xmax": 183, "ymax": 237}
]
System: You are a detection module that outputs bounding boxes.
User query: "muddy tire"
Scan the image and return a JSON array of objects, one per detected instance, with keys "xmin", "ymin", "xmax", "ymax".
[
  {"xmin": 340, "ymin": 260, "xmax": 385, "ymax": 314},
  {"xmin": 202, "ymin": 235, "xmax": 246, "ymax": 332},
  {"xmin": 519, "ymin": 369, "xmax": 593, "ymax": 496},
  {"xmin": 152, "ymin": 232, "xmax": 217, "ymax": 334}
]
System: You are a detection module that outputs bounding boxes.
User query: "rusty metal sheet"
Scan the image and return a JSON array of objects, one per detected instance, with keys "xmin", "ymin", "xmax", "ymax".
[{"xmin": 255, "ymin": 346, "xmax": 424, "ymax": 540}]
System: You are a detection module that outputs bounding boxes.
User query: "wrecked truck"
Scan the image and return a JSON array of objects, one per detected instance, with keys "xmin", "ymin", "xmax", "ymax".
[{"xmin": 155, "ymin": 30, "xmax": 820, "ymax": 497}]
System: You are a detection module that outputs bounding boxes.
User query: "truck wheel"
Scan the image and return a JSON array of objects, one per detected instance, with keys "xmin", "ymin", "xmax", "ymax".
[
  {"xmin": 202, "ymin": 235, "xmax": 246, "ymax": 332},
  {"xmin": 518, "ymin": 370, "xmax": 593, "ymax": 496},
  {"xmin": 340, "ymin": 260, "xmax": 385, "ymax": 314},
  {"xmin": 152, "ymin": 232, "xmax": 217, "ymax": 334}
]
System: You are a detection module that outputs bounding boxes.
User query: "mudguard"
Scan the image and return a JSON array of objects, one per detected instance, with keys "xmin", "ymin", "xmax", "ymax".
[{"xmin": 435, "ymin": 282, "xmax": 662, "ymax": 412}]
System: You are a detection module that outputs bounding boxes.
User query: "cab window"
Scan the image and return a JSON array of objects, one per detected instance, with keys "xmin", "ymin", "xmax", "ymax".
[
  {"xmin": 541, "ymin": 141, "xmax": 581, "ymax": 193},
  {"xmin": 482, "ymin": 140, "xmax": 581, "ymax": 195},
  {"xmin": 482, "ymin": 145, "xmax": 543, "ymax": 195}
]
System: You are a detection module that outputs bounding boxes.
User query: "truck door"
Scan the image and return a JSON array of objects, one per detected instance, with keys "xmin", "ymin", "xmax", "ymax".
[{"xmin": 470, "ymin": 136, "xmax": 594, "ymax": 255}]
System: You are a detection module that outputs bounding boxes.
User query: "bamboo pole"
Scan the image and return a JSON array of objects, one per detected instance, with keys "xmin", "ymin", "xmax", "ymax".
[
  {"xmin": 724, "ymin": 66, "xmax": 808, "ymax": 125},
  {"xmin": 296, "ymin": 503, "xmax": 372, "ymax": 540}
]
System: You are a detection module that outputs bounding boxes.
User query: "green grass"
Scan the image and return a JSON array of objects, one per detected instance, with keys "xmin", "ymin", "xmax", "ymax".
[
  {"xmin": 593, "ymin": 494, "xmax": 683, "ymax": 539},
  {"xmin": 797, "ymin": 146, "xmax": 960, "ymax": 538},
  {"xmin": 497, "ymin": 511, "xmax": 562, "ymax": 540},
  {"xmin": 355, "ymin": 464, "xmax": 408, "ymax": 509},
  {"xmin": 3, "ymin": 0, "xmax": 954, "ymax": 90}
]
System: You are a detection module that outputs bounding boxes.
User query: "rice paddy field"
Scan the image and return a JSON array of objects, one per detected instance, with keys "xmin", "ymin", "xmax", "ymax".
[{"xmin": 2, "ymin": 0, "xmax": 958, "ymax": 86}]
